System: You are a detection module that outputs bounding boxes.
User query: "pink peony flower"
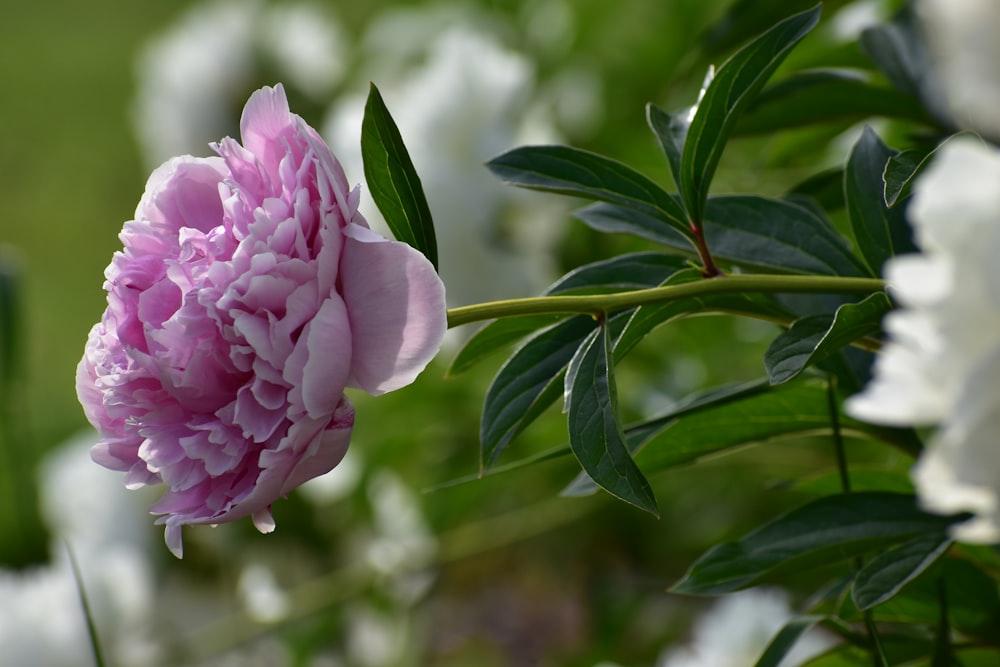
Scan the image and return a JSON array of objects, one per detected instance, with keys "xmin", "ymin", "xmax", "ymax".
[{"xmin": 77, "ymin": 84, "xmax": 446, "ymax": 557}]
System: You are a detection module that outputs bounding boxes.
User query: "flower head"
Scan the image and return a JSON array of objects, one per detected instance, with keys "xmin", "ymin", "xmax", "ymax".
[
  {"xmin": 846, "ymin": 137, "xmax": 1000, "ymax": 543},
  {"xmin": 77, "ymin": 84, "xmax": 446, "ymax": 556}
]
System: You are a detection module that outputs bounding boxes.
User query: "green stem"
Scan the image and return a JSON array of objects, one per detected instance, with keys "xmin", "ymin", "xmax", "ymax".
[
  {"xmin": 446, "ymin": 274, "xmax": 885, "ymax": 328},
  {"xmin": 826, "ymin": 375, "xmax": 851, "ymax": 494}
]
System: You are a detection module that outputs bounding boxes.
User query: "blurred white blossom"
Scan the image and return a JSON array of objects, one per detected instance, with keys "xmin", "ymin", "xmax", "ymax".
[
  {"xmin": 238, "ymin": 563, "xmax": 291, "ymax": 624},
  {"xmin": 918, "ymin": 0, "xmax": 1000, "ymax": 139},
  {"xmin": 324, "ymin": 15, "xmax": 576, "ymax": 307},
  {"xmin": 658, "ymin": 589, "xmax": 834, "ymax": 667},
  {"xmin": 132, "ymin": 0, "xmax": 346, "ymax": 167},
  {"xmin": 847, "ymin": 137, "xmax": 1000, "ymax": 543},
  {"xmin": 0, "ymin": 431, "xmax": 157, "ymax": 666},
  {"xmin": 366, "ymin": 471, "xmax": 436, "ymax": 578}
]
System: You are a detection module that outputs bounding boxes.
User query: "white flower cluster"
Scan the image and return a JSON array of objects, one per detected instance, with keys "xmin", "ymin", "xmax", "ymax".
[
  {"xmin": 847, "ymin": 137, "xmax": 1000, "ymax": 543},
  {"xmin": 132, "ymin": 0, "xmax": 346, "ymax": 167},
  {"xmin": 0, "ymin": 432, "xmax": 156, "ymax": 666},
  {"xmin": 657, "ymin": 589, "xmax": 833, "ymax": 667}
]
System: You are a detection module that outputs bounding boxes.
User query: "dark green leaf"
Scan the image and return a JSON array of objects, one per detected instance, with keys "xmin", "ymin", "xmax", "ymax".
[
  {"xmin": 845, "ymin": 559, "xmax": 1000, "ymax": 643},
  {"xmin": 573, "ymin": 202, "xmax": 686, "ymax": 246},
  {"xmin": 790, "ymin": 169, "xmax": 845, "ymax": 213},
  {"xmin": 562, "ymin": 380, "xmax": 773, "ymax": 497},
  {"xmin": 884, "ymin": 134, "xmax": 981, "ymax": 208},
  {"xmin": 633, "ymin": 377, "xmax": 826, "ymax": 473},
  {"xmin": 480, "ymin": 316, "xmax": 597, "ymax": 470},
  {"xmin": 578, "ymin": 195, "xmax": 866, "ymax": 277},
  {"xmin": 361, "ymin": 83, "xmax": 438, "ymax": 268},
  {"xmin": 703, "ymin": 196, "xmax": 867, "ymax": 276},
  {"xmin": 647, "ymin": 103, "xmax": 688, "ymax": 197},
  {"xmin": 859, "ymin": 5, "xmax": 934, "ymax": 100},
  {"xmin": 736, "ymin": 69, "xmax": 932, "ymax": 136},
  {"xmin": 883, "ymin": 149, "xmax": 927, "ymax": 208},
  {"xmin": 852, "ymin": 535, "xmax": 952, "ymax": 611},
  {"xmin": 755, "ymin": 616, "xmax": 828, "ymax": 667},
  {"xmin": 546, "ymin": 253, "xmax": 689, "ymax": 295},
  {"xmin": 674, "ymin": 492, "xmax": 963, "ymax": 595},
  {"xmin": 447, "ymin": 315, "xmax": 566, "ymax": 376},
  {"xmin": 479, "ymin": 253, "xmax": 693, "ymax": 469},
  {"xmin": 680, "ymin": 5, "xmax": 821, "ymax": 225},
  {"xmin": 765, "ymin": 292, "xmax": 891, "ymax": 385},
  {"xmin": 487, "ymin": 145, "xmax": 691, "ymax": 239},
  {"xmin": 565, "ymin": 325, "xmax": 658, "ymax": 515},
  {"xmin": 844, "ymin": 126, "xmax": 916, "ymax": 275}
]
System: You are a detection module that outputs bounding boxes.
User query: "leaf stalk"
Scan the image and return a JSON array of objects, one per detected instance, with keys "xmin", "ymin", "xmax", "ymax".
[{"xmin": 446, "ymin": 274, "xmax": 886, "ymax": 328}]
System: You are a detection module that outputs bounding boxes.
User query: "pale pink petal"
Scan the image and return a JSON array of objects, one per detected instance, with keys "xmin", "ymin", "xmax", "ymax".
[
  {"xmin": 239, "ymin": 84, "xmax": 295, "ymax": 177},
  {"xmin": 340, "ymin": 223, "xmax": 446, "ymax": 395}
]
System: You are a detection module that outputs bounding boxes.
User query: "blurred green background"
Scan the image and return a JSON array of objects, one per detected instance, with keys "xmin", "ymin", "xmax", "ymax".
[{"xmin": 0, "ymin": 1, "xmax": 909, "ymax": 665}]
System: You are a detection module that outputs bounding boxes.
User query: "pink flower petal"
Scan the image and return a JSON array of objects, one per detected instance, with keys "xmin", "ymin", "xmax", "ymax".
[{"xmin": 340, "ymin": 223, "xmax": 447, "ymax": 395}]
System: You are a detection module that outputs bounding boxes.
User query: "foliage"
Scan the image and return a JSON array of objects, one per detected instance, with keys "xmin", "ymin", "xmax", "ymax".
[{"xmin": 363, "ymin": 2, "xmax": 1000, "ymax": 663}]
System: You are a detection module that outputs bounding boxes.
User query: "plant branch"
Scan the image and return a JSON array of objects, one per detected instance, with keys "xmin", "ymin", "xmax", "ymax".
[{"xmin": 446, "ymin": 274, "xmax": 886, "ymax": 328}]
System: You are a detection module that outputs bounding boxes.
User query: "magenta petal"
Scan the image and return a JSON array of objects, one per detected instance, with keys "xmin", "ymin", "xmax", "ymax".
[
  {"xmin": 76, "ymin": 329, "xmax": 105, "ymax": 429},
  {"xmin": 239, "ymin": 84, "xmax": 294, "ymax": 175},
  {"xmin": 288, "ymin": 295, "xmax": 352, "ymax": 419},
  {"xmin": 280, "ymin": 400, "xmax": 354, "ymax": 495},
  {"xmin": 340, "ymin": 223, "xmax": 447, "ymax": 395}
]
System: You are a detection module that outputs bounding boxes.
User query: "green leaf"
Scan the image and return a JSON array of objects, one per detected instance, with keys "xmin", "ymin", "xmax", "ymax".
[
  {"xmin": 851, "ymin": 535, "xmax": 952, "ymax": 611},
  {"xmin": 736, "ymin": 69, "xmax": 933, "ymax": 136},
  {"xmin": 577, "ymin": 195, "xmax": 866, "ymax": 276},
  {"xmin": 565, "ymin": 325, "xmax": 658, "ymax": 515},
  {"xmin": 859, "ymin": 5, "xmax": 933, "ymax": 100},
  {"xmin": 573, "ymin": 202, "xmax": 686, "ymax": 246},
  {"xmin": 447, "ymin": 315, "xmax": 566, "ymax": 376},
  {"xmin": 703, "ymin": 196, "xmax": 867, "ymax": 276},
  {"xmin": 765, "ymin": 292, "xmax": 891, "ymax": 385},
  {"xmin": 562, "ymin": 380, "xmax": 774, "ymax": 497},
  {"xmin": 790, "ymin": 169, "xmax": 845, "ymax": 213},
  {"xmin": 755, "ymin": 616, "xmax": 828, "ymax": 667},
  {"xmin": 480, "ymin": 316, "xmax": 597, "ymax": 470},
  {"xmin": 647, "ymin": 103, "xmax": 688, "ymax": 197},
  {"xmin": 680, "ymin": 4, "xmax": 821, "ymax": 225},
  {"xmin": 674, "ymin": 492, "xmax": 962, "ymax": 595},
  {"xmin": 844, "ymin": 126, "xmax": 917, "ymax": 275},
  {"xmin": 479, "ymin": 254, "xmax": 691, "ymax": 469},
  {"xmin": 487, "ymin": 145, "xmax": 691, "ymax": 239},
  {"xmin": 884, "ymin": 134, "xmax": 981, "ymax": 208},
  {"xmin": 882, "ymin": 149, "xmax": 927, "ymax": 208},
  {"xmin": 846, "ymin": 559, "xmax": 1000, "ymax": 643},
  {"xmin": 546, "ymin": 253, "xmax": 690, "ymax": 295},
  {"xmin": 360, "ymin": 83, "xmax": 438, "ymax": 269},
  {"xmin": 633, "ymin": 377, "xmax": 824, "ymax": 473}
]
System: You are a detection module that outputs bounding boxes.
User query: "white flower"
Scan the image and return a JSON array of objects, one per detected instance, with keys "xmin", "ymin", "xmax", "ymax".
[
  {"xmin": 657, "ymin": 589, "xmax": 834, "ymax": 667},
  {"xmin": 846, "ymin": 137, "xmax": 1000, "ymax": 542},
  {"xmin": 918, "ymin": 0, "xmax": 1000, "ymax": 140},
  {"xmin": 0, "ymin": 432, "xmax": 157, "ymax": 666},
  {"xmin": 132, "ymin": 0, "xmax": 346, "ymax": 167},
  {"xmin": 323, "ymin": 18, "xmax": 570, "ymax": 308}
]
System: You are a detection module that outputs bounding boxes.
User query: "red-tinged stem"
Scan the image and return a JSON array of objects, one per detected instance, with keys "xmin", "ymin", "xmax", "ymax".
[{"xmin": 690, "ymin": 222, "xmax": 722, "ymax": 277}]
